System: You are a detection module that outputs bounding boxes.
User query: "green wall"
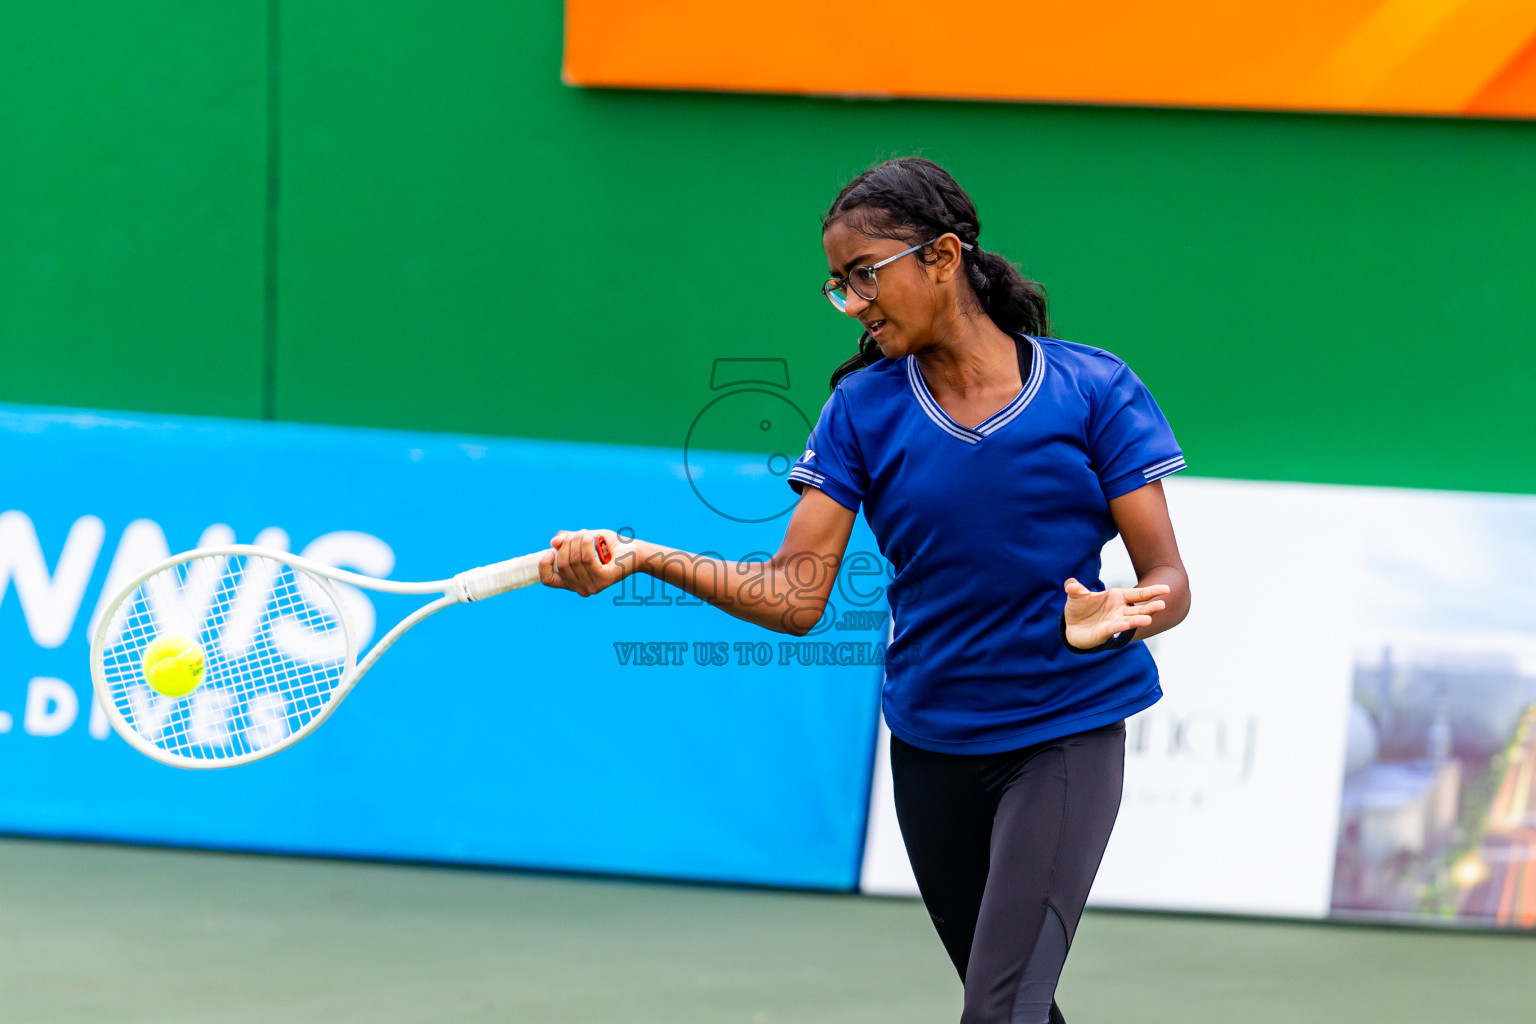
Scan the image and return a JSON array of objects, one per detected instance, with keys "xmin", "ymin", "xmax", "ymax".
[
  {"xmin": 0, "ymin": 2, "xmax": 267, "ymax": 418},
  {"xmin": 3, "ymin": 2, "xmax": 1534, "ymax": 494}
]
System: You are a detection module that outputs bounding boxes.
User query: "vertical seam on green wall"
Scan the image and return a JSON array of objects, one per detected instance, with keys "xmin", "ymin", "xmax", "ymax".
[{"xmin": 262, "ymin": 0, "xmax": 281, "ymax": 421}]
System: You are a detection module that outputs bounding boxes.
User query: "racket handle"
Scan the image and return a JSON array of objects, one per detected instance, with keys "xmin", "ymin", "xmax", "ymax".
[
  {"xmin": 453, "ymin": 553, "xmax": 543, "ymax": 602},
  {"xmin": 452, "ymin": 537, "xmax": 614, "ymax": 602}
]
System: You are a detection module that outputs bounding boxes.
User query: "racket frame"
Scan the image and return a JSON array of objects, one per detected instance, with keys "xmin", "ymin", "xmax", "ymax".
[{"xmin": 89, "ymin": 544, "xmax": 545, "ymax": 769}]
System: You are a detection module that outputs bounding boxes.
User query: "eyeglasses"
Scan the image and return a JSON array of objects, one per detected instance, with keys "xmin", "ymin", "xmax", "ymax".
[{"xmin": 821, "ymin": 237, "xmax": 973, "ymax": 312}]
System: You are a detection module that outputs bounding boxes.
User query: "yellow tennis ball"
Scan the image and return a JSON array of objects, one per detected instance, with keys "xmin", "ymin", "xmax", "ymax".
[{"xmin": 141, "ymin": 634, "xmax": 206, "ymax": 698}]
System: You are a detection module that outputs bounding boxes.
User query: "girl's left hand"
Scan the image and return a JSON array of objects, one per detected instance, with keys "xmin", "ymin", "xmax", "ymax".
[{"xmin": 1061, "ymin": 578, "xmax": 1170, "ymax": 650}]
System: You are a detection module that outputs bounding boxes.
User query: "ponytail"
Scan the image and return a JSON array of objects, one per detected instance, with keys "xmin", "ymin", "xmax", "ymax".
[
  {"xmin": 824, "ymin": 158, "xmax": 1049, "ymax": 390},
  {"xmin": 827, "ymin": 330, "xmax": 883, "ymax": 389},
  {"xmin": 969, "ymin": 246, "xmax": 1049, "ymax": 337}
]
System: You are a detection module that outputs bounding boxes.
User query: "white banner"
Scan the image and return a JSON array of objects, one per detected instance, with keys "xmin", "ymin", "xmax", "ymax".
[{"xmin": 859, "ymin": 476, "xmax": 1470, "ymax": 919}]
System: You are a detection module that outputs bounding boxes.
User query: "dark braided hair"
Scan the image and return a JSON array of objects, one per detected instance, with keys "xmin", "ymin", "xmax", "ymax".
[{"xmin": 822, "ymin": 157, "xmax": 1049, "ymax": 389}]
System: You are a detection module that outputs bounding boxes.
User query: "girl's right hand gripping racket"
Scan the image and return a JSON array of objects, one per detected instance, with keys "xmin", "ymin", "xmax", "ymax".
[{"xmin": 89, "ymin": 538, "xmax": 611, "ymax": 769}]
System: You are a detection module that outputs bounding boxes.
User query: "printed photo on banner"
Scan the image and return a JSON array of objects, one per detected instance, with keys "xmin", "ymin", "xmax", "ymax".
[{"xmin": 1333, "ymin": 489, "xmax": 1536, "ymax": 929}]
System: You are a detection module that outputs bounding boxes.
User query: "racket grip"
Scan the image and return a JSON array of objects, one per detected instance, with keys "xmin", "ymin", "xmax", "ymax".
[
  {"xmin": 452, "ymin": 553, "xmax": 544, "ymax": 602},
  {"xmin": 452, "ymin": 538, "xmax": 614, "ymax": 602}
]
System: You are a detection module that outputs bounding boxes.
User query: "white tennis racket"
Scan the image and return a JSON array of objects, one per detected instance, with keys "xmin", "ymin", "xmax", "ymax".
[{"xmin": 89, "ymin": 539, "xmax": 610, "ymax": 769}]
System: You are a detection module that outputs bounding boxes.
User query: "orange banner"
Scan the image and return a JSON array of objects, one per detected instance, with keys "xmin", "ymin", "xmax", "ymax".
[{"xmin": 564, "ymin": 0, "xmax": 1536, "ymax": 118}]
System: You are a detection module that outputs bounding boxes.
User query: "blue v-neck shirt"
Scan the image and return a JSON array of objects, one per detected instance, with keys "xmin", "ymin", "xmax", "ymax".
[{"xmin": 789, "ymin": 334, "xmax": 1186, "ymax": 754}]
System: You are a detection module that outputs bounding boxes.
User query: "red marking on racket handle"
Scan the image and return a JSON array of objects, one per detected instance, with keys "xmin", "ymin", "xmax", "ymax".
[{"xmin": 595, "ymin": 536, "xmax": 613, "ymax": 564}]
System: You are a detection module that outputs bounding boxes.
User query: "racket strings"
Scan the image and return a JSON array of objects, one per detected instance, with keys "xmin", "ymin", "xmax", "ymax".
[{"xmin": 98, "ymin": 554, "xmax": 352, "ymax": 763}]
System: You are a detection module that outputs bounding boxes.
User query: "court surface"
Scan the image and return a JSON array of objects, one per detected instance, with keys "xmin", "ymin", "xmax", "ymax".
[{"xmin": 1, "ymin": 837, "xmax": 1528, "ymax": 1023}]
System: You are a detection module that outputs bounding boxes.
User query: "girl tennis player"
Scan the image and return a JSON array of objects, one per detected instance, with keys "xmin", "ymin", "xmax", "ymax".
[{"xmin": 543, "ymin": 157, "xmax": 1190, "ymax": 1024}]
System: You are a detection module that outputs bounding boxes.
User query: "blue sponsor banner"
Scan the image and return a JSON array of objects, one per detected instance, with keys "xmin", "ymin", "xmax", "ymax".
[{"xmin": 0, "ymin": 404, "xmax": 887, "ymax": 889}]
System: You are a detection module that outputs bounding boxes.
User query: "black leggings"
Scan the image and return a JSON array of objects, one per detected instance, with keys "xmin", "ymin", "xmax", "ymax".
[{"xmin": 890, "ymin": 721, "xmax": 1126, "ymax": 1024}]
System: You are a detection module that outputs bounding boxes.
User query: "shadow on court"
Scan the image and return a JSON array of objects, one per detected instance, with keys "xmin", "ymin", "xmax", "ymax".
[{"xmin": 0, "ymin": 838, "xmax": 1528, "ymax": 1023}]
